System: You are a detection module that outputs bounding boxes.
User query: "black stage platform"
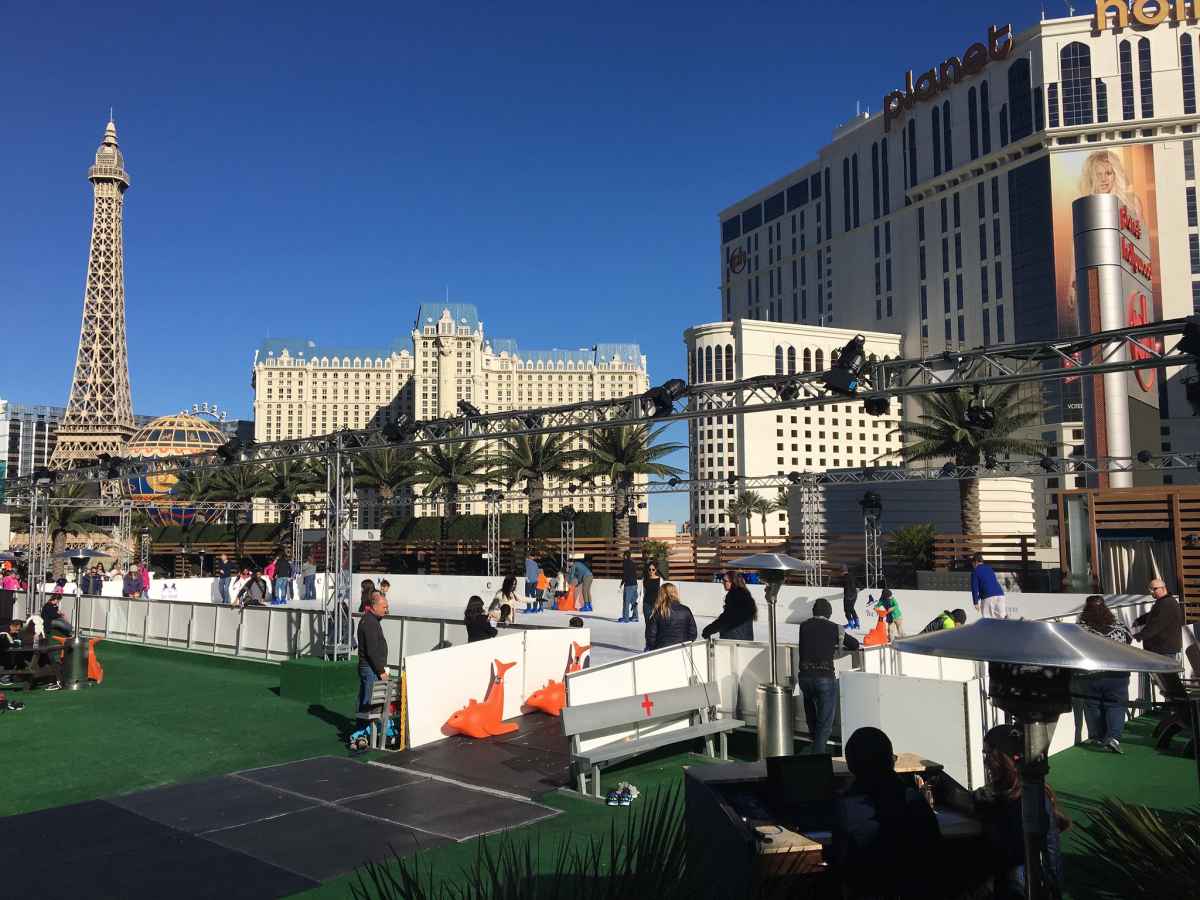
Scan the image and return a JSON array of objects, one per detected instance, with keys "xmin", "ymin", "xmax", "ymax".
[
  {"xmin": 378, "ymin": 712, "xmax": 573, "ymax": 798},
  {"xmin": 0, "ymin": 756, "xmax": 560, "ymax": 899}
]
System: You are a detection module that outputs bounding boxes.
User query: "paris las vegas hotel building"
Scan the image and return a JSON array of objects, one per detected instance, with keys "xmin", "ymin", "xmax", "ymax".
[{"xmin": 690, "ymin": 4, "xmax": 1200, "ymax": 538}]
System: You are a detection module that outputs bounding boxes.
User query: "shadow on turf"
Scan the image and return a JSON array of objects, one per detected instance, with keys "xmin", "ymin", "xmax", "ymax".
[{"xmin": 308, "ymin": 704, "xmax": 354, "ymax": 736}]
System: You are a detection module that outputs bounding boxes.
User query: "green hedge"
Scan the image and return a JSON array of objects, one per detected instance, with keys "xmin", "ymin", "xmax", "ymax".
[{"xmin": 382, "ymin": 511, "xmax": 613, "ymax": 541}]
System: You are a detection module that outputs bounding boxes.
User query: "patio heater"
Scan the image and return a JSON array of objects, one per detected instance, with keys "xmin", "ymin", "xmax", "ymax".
[
  {"xmin": 52, "ymin": 547, "xmax": 107, "ymax": 691},
  {"xmin": 728, "ymin": 552, "xmax": 816, "ymax": 760},
  {"xmin": 896, "ymin": 619, "xmax": 1182, "ymax": 900}
]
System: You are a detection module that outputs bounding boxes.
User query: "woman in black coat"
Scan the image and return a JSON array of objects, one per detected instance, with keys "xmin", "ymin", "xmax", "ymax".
[
  {"xmin": 701, "ymin": 572, "xmax": 757, "ymax": 640},
  {"xmin": 642, "ymin": 561, "xmax": 662, "ymax": 649},
  {"xmin": 464, "ymin": 595, "xmax": 497, "ymax": 643},
  {"xmin": 646, "ymin": 583, "xmax": 698, "ymax": 650}
]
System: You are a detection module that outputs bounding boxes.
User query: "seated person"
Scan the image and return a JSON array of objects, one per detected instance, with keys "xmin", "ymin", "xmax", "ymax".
[
  {"xmin": 237, "ymin": 569, "xmax": 269, "ymax": 606},
  {"xmin": 932, "ymin": 724, "xmax": 1070, "ymax": 900},
  {"xmin": 0, "ymin": 618, "xmax": 23, "ymax": 681},
  {"xmin": 830, "ymin": 726, "xmax": 942, "ymax": 898},
  {"xmin": 920, "ymin": 609, "xmax": 967, "ymax": 634},
  {"xmin": 41, "ymin": 595, "xmax": 73, "ymax": 637},
  {"xmin": 465, "ymin": 596, "xmax": 497, "ymax": 642},
  {"xmin": 15, "ymin": 618, "xmax": 63, "ymax": 691}
]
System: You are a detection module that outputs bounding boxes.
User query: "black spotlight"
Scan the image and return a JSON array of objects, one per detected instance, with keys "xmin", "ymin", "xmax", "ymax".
[
  {"xmin": 726, "ymin": 473, "xmax": 739, "ymax": 486},
  {"xmin": 30, "ymin": 466, "xmax": 56, "ymax": 486},
  {"xmin": 457, "ymin": 400, "xmax": 482, "ymax": 418},
  {"xmin": 381, "ymin": 415, "xmax": 410, "ymax": 443},
  {"xmin": 859, "ymin": 490, "xmax": 883, "ymax": 527},
  {"xmin": 1186, "ymin": 377, "xmax": 1200, "ymax": 415},
  {"xmin": 483, "ymin": 488, "xmax": 503, "ymax": 504},
  {"xmin": 939, "ymin": 462, "xmax": 956, "ymax": 478},
  {"xmin": 668, "ymin": 477, "xmax": 680, "ymax": 487},
  {"xmin": 1179, "ymin": 315, "xmax": 1200, "ymax": 357},
  {"xmin": 1136, "ymin": 449, "xmax": 1153, "ymax": 464},
  {"xmin": 786, "ymin": 471, "xmax": 803, "ymax": 484},
  {"xmin": 642, "ymin": 378, "xmax": 688, "ymax": 418},
  {"xmin": 777, "ymin": 380, "xmax": 801, "ymax": 403},
  {"xmin": 217, "ymin": 438, "xmax": 243, "ymax": 464},
  {"xmin": 964, "ymin": 390, "xmax": 996, "ymax": 429},
  {"xmin": 864, "ymin": 396, "xmax": 890, "ymax": 417},
  {"xmin": 1039, "ymin": 454, "xmax": 1058, "ymax": 473},
  {"xmin": 560, "ymin": 504, "xmax": 577, "ymax": 523},
  {"xmin": 823, "ymin": 335, "xmax": 867, "ymax": 395},
  {"xmin": 984, "ymin": 452, "xmax": 998, "ymax": 470},
  {"xmin": 568, "ymin": 483, "xmax": 577, "ymax": 493},
  {"xmin": 97, "ymin": 453, "xmax": 125, "ymax": 478}
]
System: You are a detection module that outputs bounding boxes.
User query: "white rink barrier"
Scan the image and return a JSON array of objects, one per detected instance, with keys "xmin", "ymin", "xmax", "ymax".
[{"xmin": 403, "ymin": 627, "xmax": 591, "ymax": 749}]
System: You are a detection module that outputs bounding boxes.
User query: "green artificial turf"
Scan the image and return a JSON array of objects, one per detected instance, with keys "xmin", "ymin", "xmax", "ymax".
[{"xmin": 0, "ymin": 641, "xmax": 363, "ymax": 816}]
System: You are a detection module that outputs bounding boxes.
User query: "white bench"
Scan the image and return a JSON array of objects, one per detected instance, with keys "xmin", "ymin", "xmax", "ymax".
[{"xmin": 561, "ymin": 681, "xmax": 742, "ymax": 797}]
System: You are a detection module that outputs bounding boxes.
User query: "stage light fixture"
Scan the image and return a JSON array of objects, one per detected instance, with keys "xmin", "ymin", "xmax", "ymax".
[
  {"xmin": 1136, "ymin": 450, "xmax": 1153, "ymax": 464},
  {"xmin": 786, "ymin": 471, "xmax": 803, "ymax": 484},
  {"xmin": 777, "ymin": 380, "xmax": 801, "ymax": 403},
  {"xmin": 381, "ymin": 415, "xmax": 412, "ymax": 443},
  {"xmin": 727, "ymin": 473, "xmax": 739, "ymax": 486},
  {"xmin": 984, "ymin": 452, "xmax": 998, "ymax": 470},
  {"xmin": 939, "ymin": 462, "xmax": 956, "ymax": 478},
  {"xmin": 864, "ymin": 396, "xmax": 890, "ymax": 417},
  {"xmin": 1179, "ymin": 315, "xmax": 1200, "ymax": 357},
  {"xmin": 859, "ymin": 490, "xmax": 883, "ymax": 526},
  {"xmin": 97, "ymin": 453, "xmax": 125, "ymax": 478},
  {"xmin": 560, "ymin": 504, "xmax": 577, "ymax": 523},
  {"xmin": 217, "ymin": 438, "xmax": 243, "ymax": 465},
  {"xmin": 668, "ymin": 477, "xmax": 680, "ymax": 487},
  {"xmin": 1039, "ymin": 455, "xmax": 1058, "ymax": 473},
  {"xmin": 964, "ymin": 389, "xmax": 996, "ymax": 429},
  {"xmin": 30, "ymin": 467, "xmax": 56, "ymax": 486},
  {"xmin": 641, "ymin": 378, "xmax": 688, "ymax": 418},
  {"xmin": 822, "ymin": 334, "xmax": 867, "ymax": 395},
  {"xmin": 457, "ymin": 400, "xmax": 482, "ymax": 418}
]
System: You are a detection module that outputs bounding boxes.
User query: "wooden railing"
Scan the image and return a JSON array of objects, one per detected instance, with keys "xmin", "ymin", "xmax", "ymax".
[{"xmin": 932, "ymin": 534, "xmax": 1035, "ymax": 579}]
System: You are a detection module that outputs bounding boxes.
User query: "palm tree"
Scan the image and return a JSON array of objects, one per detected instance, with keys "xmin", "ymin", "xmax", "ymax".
[
  {"xmin": 490, "ymin": 433, "xmax": 588, "ymax": 544},
  {"xmin": 768, "ymin": 488, "xmax": 791, "ymax": 537},
  {"xmin": 405, "ymin": 441, "xmax": 492, "ymax": 539},
  {"xmin": 354, "ymin": 447, "xmax": 415, "ymax": 528},
  {"xmin": 729, "ymin": 490, "xmax": 762, "ymax": 538},
  {"xmin": 210, "ymin": 463, "xmax": 274, "ymax": 560},
  {"xmin": 890, "ymin": 385, "xmax": 1047, "ymax": 534},
  {"xmin": 753, "ymin": 493, "xmax": 775, "ymax": 539},
  {"xmin": 47, "ymin": 484, "xmax": 103, "ymax": 577},
  {"xmin": 578, "ymin": 425, "xmax": 685, "ymax": 543}
]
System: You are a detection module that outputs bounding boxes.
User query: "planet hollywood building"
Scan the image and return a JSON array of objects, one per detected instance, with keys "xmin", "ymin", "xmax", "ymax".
[{"xmin": 717, "ymin": 5, "xmax": 1200, "ymax": 534}]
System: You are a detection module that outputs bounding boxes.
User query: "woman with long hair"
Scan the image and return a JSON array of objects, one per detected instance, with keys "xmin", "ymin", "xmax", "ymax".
[
  {"xmin": 935, "ymin": 724, "xmax": 1070, "ymax": 899},
  {"xmin": 1073, "ymin": 594, "xmax": 1133, "ymax": 752},
  {"xmin": 465, "ymin": 595, "xmax": 497, "ymax": 643},
  {"xmin": 490, "ymin": 575, "xmax": 520, "ymax": 624},
  {"xmin": 645, "ymin": 582, "xmax": 697, "ymax": 651},
  {"xmin": 641, "ymin": 561, "xmax": 662, "ymax": 649},
  {"xmin": 701, "ymin": 571, "xmax": 757, "ymax": 640},
  {"xmin": 358, "ymin": 579, "xmax": 376, "ymax": 614},
  {"xmin": 1078, "ymin": 149, "xmax": 1144, "ymax": 221}
]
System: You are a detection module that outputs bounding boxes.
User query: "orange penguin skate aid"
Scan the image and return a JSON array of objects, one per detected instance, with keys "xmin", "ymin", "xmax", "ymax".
[{"xmin": 445, "ymin": 659, "xmax": 519, "ymax": 738}]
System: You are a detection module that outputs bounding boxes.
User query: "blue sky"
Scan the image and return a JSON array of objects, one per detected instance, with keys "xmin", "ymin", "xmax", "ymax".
[{"xmin": 1, "ymin": 0, "xmax": 1048, "ymax": 524}]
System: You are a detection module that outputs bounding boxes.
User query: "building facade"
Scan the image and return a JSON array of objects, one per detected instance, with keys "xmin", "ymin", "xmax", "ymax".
[
  {"xmin": 253, "ymin": 303, "xmax": 651, "ymax": 524},
  {"xmin": 717, "ymin": 9, "xmax": 1200, "ymax": 538},
  {"xmin": 683, "ymin": 321, "xmax": 903, "ymax": 536},
  {"xmin": 1, "ymin": 399, "xmax": 160, "ymax": 482}
]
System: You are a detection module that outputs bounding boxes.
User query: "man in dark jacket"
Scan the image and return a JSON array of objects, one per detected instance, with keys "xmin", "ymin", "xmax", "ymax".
[
  {"xmin": 840, "ymin": 565, "xmax": 859, "ymax": 629},
  {"xmin": 1135, "ymin": 579, "xmax": 1183, "ymax": 656},
  {"xmin": 41, "ymin": 597, "xmax": 73, "ymax": 637},
  {"xmin": 701, "ymin": 572, "xmax": 756, "ymax": 640},
  {"xmin": 618, "ymin": 551, "xmax": 639, "ymax": 623},
  {"xmin": 796, "ymin": 598, "xmax": 858, "ymax": 754},
  {"xmin": 217, "ymin": 554, "xmax": 237, "ymax": 604},
  {"xmin": 273, "ymin": 553, "xmax": 293, "ymax": 604},
  {"xmin": 356, "ymin": 591, "xmax": 389, "ymax": 712}
]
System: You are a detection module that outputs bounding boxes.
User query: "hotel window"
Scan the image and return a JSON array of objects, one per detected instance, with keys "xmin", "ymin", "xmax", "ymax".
[
  {"xmin": 1191, "ymin": 234, "xmax": 1200, "ymax": 274},
  {"xmin": 714, "ymin": 346, "xmax": 723, "ymax": 380},
  {"xmin": 958, "ymin": 316, "xmax": 965, "ymax": 343},
  {"xmin": 982, "ymin": 308, "xmax": 991, "ymax": 344},
  {"xmin": 871, "ymin": 143, "xmax": 880, "ymax": 220},
  {"xmin": 920, "ymin": 285, "xmax": 928, "ymax": 320},
  {"xmin": 979, "ymin": 222, "xmax": 987, "ymax": 258},
  {"xmin": 852, "ymin": 153, "xmax": 860, "ymax": 228},
  {"xmin": 1183, "ymin": 33, "xmax": 1197, "ymax": 115},
  {"xmin": 1189, "ymin": 187, "xmax": 1197, "ymax": 228},
  {"xmin": 931, "ymin": 106, "xmax": 942, "ymax": 177},
  {"xmin": 919, "ymin": 245, "xmax": 927, "ymax": 280},
  {"xmin": 999, "ymin": 103, "xmax": 1009, "ymax": 146},
  {"xmin": 953, "ymin": 193, "xmax": 961, "ymax": 228},
  {"xmin": 1008, "ymin": 58, "xmax": 1033, "ymax": 141},
  {"xmin": 705, "ymin": 347, "xmax": 714, "ymax": 381},
  {"xmin": 1034, "ymin": 86, "xmax": 1045, "ymax": 130},
  {"xmin": 980, "ymin": 80, "xmax": 991, "ymax": 154},
  {"xmin": 1096, "ymin": 79, "xmax": 1108, "ymax": 123},
  {"xmin": 942, "ymin": 237, "xmax": 949, "ymax": 272},
  {"xmin": 907, "ymin": 120, "xmax": 918, "ymax": 187},
  {"xmin": 968, "ymin": 86, "xmax": 979, "ymax": 159},
  {"xmin": 1120, "ymin": 40, "xmax": 1135, "ymax": 120},
  {"xmin": 881, "ymin": 136, "xmax": 890, "ymax": 214},
  {"xmin": 824, "ymin": 167, "xmax": 832, "ymax": 236},
  {"xmin": 944, "ymin": 318, "xmax": 952, "ymax": 341},
  {"xmin": 1138, "ymin": 37, "xmax": 1154, "ymax": 118},
  {"xmin": 1060, "ymin": 42, "xmax": 1093, "ymax": 126},
  {"xmin": 995, "ymin": 261, "xmax": 1004, "ymax": 298},
  {"xmin": 1186, "ymin": 141, "xmax": 1195, "ymax": 180},
  {"xmin": 775, "ymin": 346, "xmax": 784, "ymax": 375},
  {"xmin": 940, "ymin": 198, "xmax": 948, "ymax": 234},
  {"xmin": 787, "ymin": 347, "xmax": 796, "ymax": 375},
  {"xmin": 1193, "ymin": 282, "xmax": 1200, "ymax": 313},
  {"xmin": 1047, "ymin": 83, "xmax": 1060, "ymax": 128},
  {"xmin": 980, "ymin": 265, "xmax": 990, "ymax": 303},
  {"xmin": 956, "ymin": 274, "xmax": 964, "ymax": 310},
  {"xmin": 997, "ymin": 305, "xmax": 1006, "ymax": 342},
  {"xmin": 917, "ymin": 206, "xmax": 925, "ymax": 241},
  {"xmin": 954, "ymin": 234, "xmax": 962, "ymax": 269},
  {"xmin": 943, "ymin": 279, "xmax": 951, "ymax": 314},
  {"xmin": 977, "ymin": 181, "xmax": 985, "ymax": 216},
  {"xmin": 726, "ymin": 346, "xmax": 733, "ymax": 380},
  {"xmin": 942, "ymin": 100, "xmax": 953, "ymax": 171},
  {"xmin": 886, "ymin": 258, "xmax": 892, "ymax": 291}
]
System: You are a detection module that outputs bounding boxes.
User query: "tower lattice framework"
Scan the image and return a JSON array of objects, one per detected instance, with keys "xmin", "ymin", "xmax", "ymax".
[{"xmin": 49, "ymin": 120, "xmax": 136, "ymax": 483}]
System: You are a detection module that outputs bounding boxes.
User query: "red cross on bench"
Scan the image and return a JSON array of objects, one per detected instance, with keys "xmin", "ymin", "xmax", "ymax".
[{"xmin": 641, "ymin": 694, "xmax": 654, "ymax": 717}]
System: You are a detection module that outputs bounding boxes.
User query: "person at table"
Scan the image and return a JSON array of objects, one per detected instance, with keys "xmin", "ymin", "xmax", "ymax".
[
  {"xmin": 465, "ymin": 596, "xmax": 498, "ymax": 642},
  {"xmin": 645, "ymin": 583, "xmax": 696, "ymax": 651},
  {"xmin": 41, "ymin": 595, "xmax": 73, "ymax": 637},
  {"xmin": 795, "ymin": 598, "xmax": 858, "ymax": 754},
  {"xmin": 701, "ymin": 572, "xmax": 756, "ymax": 641},
  {"xmin": 641, "ymin": 561, "xmax": 662, "ymax": 648},
  {"xmin": 932, "ymin": 724, "xmax": 1070, "ymax": 900},
  {"xmin": 830, "ymin": 726, "xmax": 942, "ymax": 898}
]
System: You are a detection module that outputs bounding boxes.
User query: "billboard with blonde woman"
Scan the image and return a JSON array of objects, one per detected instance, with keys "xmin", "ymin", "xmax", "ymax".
[{"xmin": 1050, "ymin": 144, "xmax": 1162, "ymax": 340}]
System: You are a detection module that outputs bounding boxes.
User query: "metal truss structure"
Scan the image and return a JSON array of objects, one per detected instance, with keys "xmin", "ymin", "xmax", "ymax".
[
  {"xmin": 324, "ymin": 452, "xmax": 354, "ymax": 660},
  {"xmin": 12, "ymin": 317, "xmax": 1196, "ymax": 493},
  {"xmin": 560, "ymin": 517, "xmax": 576, "ymax": 573},
  {"xmin": 24, "ymin": 491, "xmax": 50, "ymax": 617},
  {"xmin": 48, "ymin": 121, "xmax": 136, "ymax": 491},
  {"xmin": 864, "ymin": 516, "xmax": 883, "ymax": 590},
  {"xmin": 484, "ymin": 492, "xmax": 501, "ymax": 579},
  {"xmin": 799, "ymin": 480, "xmax": 823, "ymax": 586}
]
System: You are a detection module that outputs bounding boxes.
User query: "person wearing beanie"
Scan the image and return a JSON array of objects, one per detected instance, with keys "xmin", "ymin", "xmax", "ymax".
[{"xmin": 795, "ymin": 597, "xmax": 853, "ymax": 754}]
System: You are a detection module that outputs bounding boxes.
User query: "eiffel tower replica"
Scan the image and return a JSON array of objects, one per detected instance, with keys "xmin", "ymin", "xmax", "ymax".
[{"xmin": 49, "ymin": 119, "xmax": 136, "ymax": 496}]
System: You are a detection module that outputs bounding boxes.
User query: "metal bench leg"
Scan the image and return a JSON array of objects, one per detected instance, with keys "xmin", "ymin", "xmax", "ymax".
[
  {"xmin": 577, "ymin": 768, "xmax": 588, "ymax": 795},
  {"xmin": 704, "ymin": 735, "xmax": 715, "ymax": 758},
  {"xmin": 593, "ymin": 765, "xmax": 601, "ymax": 799},
  {"xmin": 720, "ymin": 731, "xmax": 729, "ymax": 761}
]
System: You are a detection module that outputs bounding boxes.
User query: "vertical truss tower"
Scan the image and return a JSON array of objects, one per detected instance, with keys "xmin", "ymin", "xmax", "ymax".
[{"xmin": 49, "ymin": 120, "xmax": 136, "ymax": 479}]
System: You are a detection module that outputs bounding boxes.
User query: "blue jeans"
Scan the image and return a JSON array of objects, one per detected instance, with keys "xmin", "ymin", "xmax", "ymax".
[
  {"xmin": 303, "ymin": 575, "xmax": 316, "ymax": 600},
  {"xmin": 622, "ymin": 585, "xmax": 638, "ymax": 619},
  {"xmin": 273, "ymin": 579, "xmax": 292, "ymax": 604},
  {"xmin": 1082, "ymin": 672, "xmax": 1130, "ymax": 743},
  {"xmin": 218, "ymin": 576, "xmax": 232, "ymax": 604},
  {"xmin": 795, "ymin": 673, "xmax": 838, "ymax": 754},
  {"xmin": 357, "ymin": 662, "xmax": 377, "ymax": 713},
  {"xmin": 48, "ymin": 619, "xmax": 73, "ymax": 637}
]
